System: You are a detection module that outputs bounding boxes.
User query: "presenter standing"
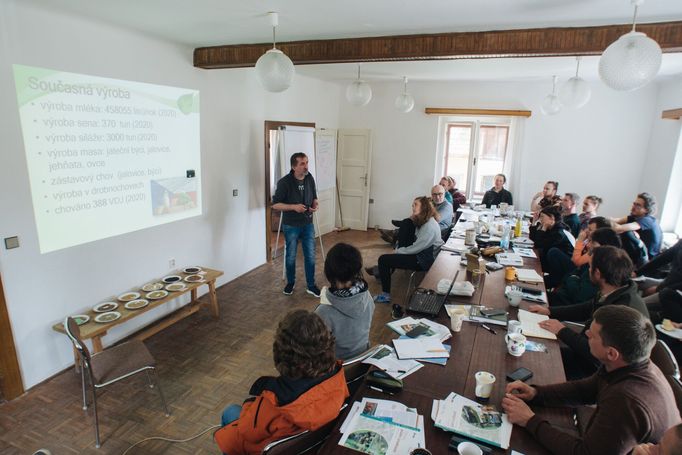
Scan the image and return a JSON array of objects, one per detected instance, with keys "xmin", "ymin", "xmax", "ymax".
[{"xmin": 272, "ymin": 153, "xmax": 321, "ymax": 297}]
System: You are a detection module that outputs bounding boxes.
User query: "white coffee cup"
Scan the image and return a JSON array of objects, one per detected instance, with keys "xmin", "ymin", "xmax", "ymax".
[
  {"xmin": 507, "ymin": 320, "xmax": 523, "ymax": 335},
  {"xmin": 474, "ymin": 371, "xmax": 495, "ymax": 400},
  {"xmin": 506, "ymin": 289, "xmax": 523, "ymax": 307},
  {"xmin": 506, "ymin": 333, "xmax": 527, "ymax": 357},
  {"xmin": 451, "ymin": 309, "xmax": 467, "ymax": 332},
  {"xmin": 458, "ymin": 441, "xmax": 483, "ymax": 455}
]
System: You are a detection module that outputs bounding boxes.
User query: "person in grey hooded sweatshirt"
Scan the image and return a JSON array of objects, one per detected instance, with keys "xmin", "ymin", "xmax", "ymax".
[{"xmin": 315, "ymin": 243, "xmax": 375, "ymax": 360}]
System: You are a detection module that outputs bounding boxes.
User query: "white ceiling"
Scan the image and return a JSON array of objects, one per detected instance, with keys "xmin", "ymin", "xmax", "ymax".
[{"xmin": 23, "ymin": 0, "xmax": 682, "ymax": 83}]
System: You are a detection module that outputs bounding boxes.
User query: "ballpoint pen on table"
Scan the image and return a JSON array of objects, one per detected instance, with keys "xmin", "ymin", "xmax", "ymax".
[{"xmin": 481, "ymin": 324, "xmax": 497, "ymax": 335}]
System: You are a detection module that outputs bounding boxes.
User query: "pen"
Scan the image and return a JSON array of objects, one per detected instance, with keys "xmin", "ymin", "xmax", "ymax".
[
  {"xmin": 369, "ymin": 385, "xmax": 394, "ymax": 395},
  {"xmin": 481, "ymin": 324, "xmax": 497, "ymax": 335},
  {"xmin": 386, "ymin": 369, "xmax": 407, "ymax": 373}
]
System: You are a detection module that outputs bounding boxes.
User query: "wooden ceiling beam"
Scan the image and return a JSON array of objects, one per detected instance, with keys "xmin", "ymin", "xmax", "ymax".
[{"xmin": 194, "ymin": 21, "xmax": 682, "ymax": 69}]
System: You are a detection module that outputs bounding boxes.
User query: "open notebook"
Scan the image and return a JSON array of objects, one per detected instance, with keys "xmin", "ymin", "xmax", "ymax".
[{"xmin": 518, "ymin": 309, "xmax": 557, "ymax": 340}]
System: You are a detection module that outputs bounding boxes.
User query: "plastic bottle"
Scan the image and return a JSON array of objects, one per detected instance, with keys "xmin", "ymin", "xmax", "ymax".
[
  {"xmin": 514, "ymin": 216, "xmax": 522, "ymax": 238},
  {"xmin": 500, "ymin": 221, "xmax": 511, "ymax": 249}
]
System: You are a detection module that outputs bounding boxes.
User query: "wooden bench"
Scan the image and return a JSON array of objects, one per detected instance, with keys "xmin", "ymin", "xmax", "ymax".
[{"xmin": 53, "ymin": 267, "xmax": 223, "ymax": 358}]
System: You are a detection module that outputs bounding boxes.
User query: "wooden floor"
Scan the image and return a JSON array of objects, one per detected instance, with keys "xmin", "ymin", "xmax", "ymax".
[{"xmin": 0, "ymin": 230, "xmax": 413, "ymax": 454}]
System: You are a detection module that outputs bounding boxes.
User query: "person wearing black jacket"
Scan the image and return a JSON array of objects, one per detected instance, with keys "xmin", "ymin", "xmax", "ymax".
[
  {"xmin": 481, "ymin": 173, "xmax": 513, "ymax": 208},
  {"xmin": 272, "ymin": 153, "xmax": 321, "ymax": 297},
  {"xmin": 529, "ymin": 206, "xmax": 574, "ymax": 277},
  {"xmin": 529, "ymin": 246, "xmax": 649, "ymax": 379}
]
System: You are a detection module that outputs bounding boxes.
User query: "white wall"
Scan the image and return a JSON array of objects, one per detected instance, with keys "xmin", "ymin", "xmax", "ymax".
[
  {"xmin": 339, "ymin": 79, "xmax": 659, "ymax": 228},
  {"xmin": 0, "ymin": 1, "xmax": 340, "ymax": 388},
  {"xmin": 640, "ymin": 77, "xmax": 682, "ymax": 233}
]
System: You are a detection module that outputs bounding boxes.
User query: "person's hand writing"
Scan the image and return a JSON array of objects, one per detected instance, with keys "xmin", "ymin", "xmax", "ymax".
[
  {"xmin": 505, "ymin": 380, "xmax": 536, "ymax": 401},
  {"xmin": 529, "ymin": 305, "xmax": 550, "ymax": 316},
  {"xmin": 632, "ymin": 443, "xmax": 659, "ymax": 455},
  {"xmin": 538, "ymin": 319, "xmax": 565, "ymax": 334},
  {"xmin": 292, "ymin": 204, "xmax": 307, "ymax": 213},
  {"xmin": 501, "ymin": 393, "xmax": 535, "ymax": 427}
]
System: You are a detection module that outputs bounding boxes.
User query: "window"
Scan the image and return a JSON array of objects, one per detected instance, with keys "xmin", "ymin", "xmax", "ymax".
[{"xmin": 441, "ymin": 118, "xmax": 512, "ymax": 200}]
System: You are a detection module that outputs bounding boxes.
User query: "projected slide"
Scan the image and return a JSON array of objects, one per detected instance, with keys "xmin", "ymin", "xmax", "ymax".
[{"xmin": 13, "ymin": 65, "xmax": 201, "ymax": 253}]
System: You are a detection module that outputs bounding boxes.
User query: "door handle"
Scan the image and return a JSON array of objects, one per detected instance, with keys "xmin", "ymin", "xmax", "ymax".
[{"xmin": 360, "ymin": 173, "xmax": 368, "ymax": 186}]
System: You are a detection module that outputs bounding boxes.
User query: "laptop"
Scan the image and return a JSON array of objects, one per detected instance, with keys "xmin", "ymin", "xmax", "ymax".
[{"xmin": 407, "ymin": 270, "xmax": 460, "ymax": 317}]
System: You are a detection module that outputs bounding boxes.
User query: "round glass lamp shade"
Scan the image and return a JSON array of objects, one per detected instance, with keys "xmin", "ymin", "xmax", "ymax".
[
  {"xmin": 598, "ymin": 31, "xmax": 662, "ymax": 92},
  {"xmin": 541, "ymin": 93, "xmax": 562, "ymax": 115},
  {"xmin": 394, "ymin": 93, "xmax": 415, "ymax": 113},
  {"xmin": 255, "ymin": 49, "xmax": 295, "ymax": 93},
  {"xmin": 346, "ymin": 80, "xmax": 372, "ymax": 106},
  {"xmin": 558, "ymin": 77, "xmax": 591, "ymax": 109}
]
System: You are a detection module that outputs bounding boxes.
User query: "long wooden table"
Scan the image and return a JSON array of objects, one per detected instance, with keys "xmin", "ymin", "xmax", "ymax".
[
  {"xmin": 321, "ymin": 233, "xmax": 575, "ymax": 454},
  {"xmin": 53, "ymin": 267, "xmax": 223, "ymax": 355}
]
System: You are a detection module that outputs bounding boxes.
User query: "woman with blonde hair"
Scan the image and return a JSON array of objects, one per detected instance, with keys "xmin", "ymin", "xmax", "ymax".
[{"xmin": 372, "ymin": 196, "xmax": 444, "ymax": 303}]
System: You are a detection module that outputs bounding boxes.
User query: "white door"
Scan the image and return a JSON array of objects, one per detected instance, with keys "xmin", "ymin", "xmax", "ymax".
[
  {"xmin": 337, "ymin": 129, "xmax": 372, "ymax": 231},
  {"xmin": 314, "ymin": 128, "xmax": 337, "ymax": 236}
]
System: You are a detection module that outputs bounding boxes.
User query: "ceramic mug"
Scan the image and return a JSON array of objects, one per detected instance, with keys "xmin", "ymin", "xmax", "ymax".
[
  {"xmin": 474, "ymin": 371, "xmax": 495, "ymax": 400},
  {"xmin": 506, "ymin": 289, "xmax": 523, "ymax": 307},
  {"xmin": 507, "ymin": 320, "xmax": 523, "ymax": 335},
  {"xmin": 465, "ymin": 228, "xmax": 476, "ymax": 246},
  {"xmin": 506, "ymin": 333, "xmax": 527, "ymax": 357},
  {"xmin": 451, "ymin": 309, "xmax": 467, "ymax": 332},
  {"xmin": 458, "ymin": 441, "xmax": 483, "ymax": 455},
  {"xmin": 504, "ymin": 266, "xmax": 517, "ymax": 281}
]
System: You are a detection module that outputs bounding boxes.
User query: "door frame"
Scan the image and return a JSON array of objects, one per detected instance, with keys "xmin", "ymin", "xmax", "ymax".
[
  {"xmin": 0, "ymin": 273, "xmax": 24, "ymax": 400},
  {"xmin": 264, "ymin": 120, "xmax": 316, "ymax": 263}
]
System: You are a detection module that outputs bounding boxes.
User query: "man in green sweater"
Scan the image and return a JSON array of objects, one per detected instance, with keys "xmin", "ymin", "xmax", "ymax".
[
  {"xmin": 529, "ymin": 245, "xmax": 648, "ymax": 379},
  {"xmin": 502, "ymin": 306, "xmax": 681, "ymax": 455}
]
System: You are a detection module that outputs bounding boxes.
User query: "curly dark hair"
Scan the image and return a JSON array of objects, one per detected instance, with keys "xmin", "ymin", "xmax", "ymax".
[
  {"xmin": 587, "ymin": 216, "xmax": 613, "ymax": 230},
  {"xmin": 325, "ymin": 243, "xmax": 363, "ymax": 285},
  {"xmin": 539, "ymin": 205, "xmax": 562, "ymax": 223},
  {"xmin": 637, "ymin": 192, "xmax": 657, "ymax": 216},
  {"xmin": 273, "ymin": 310, "xmax": 336, "ymax": 379}
]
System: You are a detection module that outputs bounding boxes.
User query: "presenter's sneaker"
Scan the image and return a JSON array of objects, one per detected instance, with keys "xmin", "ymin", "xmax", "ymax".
[
  {"xmin": 374, "ymin": 293, "xmax": 391, "ymax": 304},
  {"xmin": 306, "ymin": 285, "xmax": 321, "ymax": 298},
  {"xmin": 283, "ymin": 283, "xmax": 295, "ymax": 295}
]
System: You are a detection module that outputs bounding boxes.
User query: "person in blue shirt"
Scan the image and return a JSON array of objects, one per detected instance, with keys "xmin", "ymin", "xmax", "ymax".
[{"xmin": 613, "ymin": 192, "xmax": 663, "ymax": 260}]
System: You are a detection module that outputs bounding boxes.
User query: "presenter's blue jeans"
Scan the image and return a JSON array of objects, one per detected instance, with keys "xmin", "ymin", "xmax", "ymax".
[{"xmin": 283, "ymin": 223, "xmax": 316, "ymax": 287}]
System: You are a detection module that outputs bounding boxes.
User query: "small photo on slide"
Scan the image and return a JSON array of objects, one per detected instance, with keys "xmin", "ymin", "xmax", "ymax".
[{"xmin": 151, "ymin": 177, "xmax": 198, "ymax": 216}]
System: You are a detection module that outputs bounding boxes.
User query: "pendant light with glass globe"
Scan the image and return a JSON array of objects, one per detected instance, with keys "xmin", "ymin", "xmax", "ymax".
[
  {"xmin": 346, "ymin": 65, "xmax": 372, "ymax": 106},
  {"xmin": 541, "ymin": 76, "xmax": 562, "ymax": 116},
  {"xmin": 394, "ymin": 76, "xmax": 415, "ymax": 113},
  {"xmin": 558, "ymin": 57, "xmax": 591, "ymax": 109},
  {"xmin": 254, "ymin": 12, "xmax": 295, "ymax": 93},
  {"xmin": 598, "ymin": 0, "xmax": 662, "ymax": 92}
]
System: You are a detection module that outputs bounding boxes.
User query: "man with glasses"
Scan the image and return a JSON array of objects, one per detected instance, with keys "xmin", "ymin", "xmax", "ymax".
[
  {"xmin": 430, "ymin": 184, "xmax": 453, "ymax": 230},
  {"xmin": 613, "ymin": 192, "xmax": 663, "ymax": 260}
]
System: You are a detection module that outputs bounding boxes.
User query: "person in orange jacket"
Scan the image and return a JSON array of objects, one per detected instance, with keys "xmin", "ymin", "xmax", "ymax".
[{"xmin": 214, "ymin": 309, "xmax": 349, "ymax": 455}]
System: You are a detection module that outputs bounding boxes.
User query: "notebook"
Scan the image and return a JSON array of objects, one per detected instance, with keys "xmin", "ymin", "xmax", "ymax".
[{"xmin": 518, "ymin": 309, "xmax": 557, "ymax": 340}]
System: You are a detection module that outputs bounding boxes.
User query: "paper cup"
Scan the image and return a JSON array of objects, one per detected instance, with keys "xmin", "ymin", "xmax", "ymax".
[{"xmin": 451, "ymin": 309, "xmax": 467, "ymax": 332}]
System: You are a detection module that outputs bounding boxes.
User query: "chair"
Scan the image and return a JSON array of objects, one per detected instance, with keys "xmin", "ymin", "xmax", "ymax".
[
  {"xmin": 650, "ymin": 338, "xmax": 682, "ymax": 414},
  {"xmin": 63, "ymin": 317, "xmax": 170, "ymax": 448},
  {"xmin": 261, "ymin": 403, "xmax": 348, "ymax": 455},
  {"xmin": 342, "ymin": 345, "xmax": 382, "ymax": 396}
]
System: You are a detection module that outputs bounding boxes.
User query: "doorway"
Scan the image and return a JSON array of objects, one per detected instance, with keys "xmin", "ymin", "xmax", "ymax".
[
  {"xmin": 0, "ymin": 273, "xmax": 24, "ymax": 401},
  {"xmin": 264, "ymin": 120, "xmax": 316, "ymax": 262}
]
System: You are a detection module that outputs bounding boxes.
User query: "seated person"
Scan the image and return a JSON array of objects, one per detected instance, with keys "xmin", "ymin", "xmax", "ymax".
[
  {"xmin": 439, "ymin": 176, "xmax": 466, "ymax": 210},
  {"xmin": 529, "ymin": 206, "xmax": 574, "ymax": 274},
  {"xmin": 637, "ymin": 239, "xmax": 682, "ymax": 310},
  {"xmin": 481, "ymin": 173, "xmax": 513, "ymax": 208},
  {"xmin": 548, "ymin": 227, "xmax": 622, "ymax": 307},
  {"xmin": 315, "ymin": 243, "xmax": 374, "ymax": 360},
  {"xmin": 613, "ymin": 192, "xmax": 663, "ymax": 261},
  {"xmin": 633, "ymin": 423, "xmax": 682, "ymax": 455},
  {"xmin": 545, "ymin": 216, "xmax": 613, "ymax": 289},
  {"xmin": 578, "ymin": 195, "xmax": 602, "ymax": 232},
  {"xmin": 214, "ymin": 310, "xmax": 349, "ymax": 455},
  {"xmin": 380, "ymin": 185, "xmax": 452, "ymax": 245},
  {"xmin": 560, "ymin": 192, "xmax": 581, "ymax": 238},
  {"xmin": 502, "ymin": 305, "xmax": 681, "ymax": 455},
  {"xmin": 530, "ymin": 180, "xmax": 561, "ymax": 213},
  {"xmin": 530, "ymin": 246, "xmax": 649, "ymax": 379},
  {"xmin": 372, "ymin": 196, "xmax": 443, "ymax": 304}
]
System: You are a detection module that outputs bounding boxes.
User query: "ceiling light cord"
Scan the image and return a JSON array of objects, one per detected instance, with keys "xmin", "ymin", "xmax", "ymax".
[
  {"xmin": 631, "ymin": 4, "xmax": 639, "ymax": 32},
  {"xmin": 575, "ymin": 57, "xmax": 581, "ymax": 77}
]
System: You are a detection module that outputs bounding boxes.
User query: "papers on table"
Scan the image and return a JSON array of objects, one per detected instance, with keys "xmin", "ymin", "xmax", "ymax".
[
  {"xmin": 495, "ymin": 253, "xmax": 523, "ymax": 266},
  {"xmin": 518, "ymin": 309, "xmax": 557, "ymax": 340},
  {"xmin": 386, "ymin": 316, "xmax": 452, "ymax": 342},
  {"xmin": 437, "ymin": 278, "xmax": 474, "ymax": 297},
  {"xmin": 442, "ymin": 238, "xmax": 470, "ymax": 254},
  {"xmin": 339, "ymin": 397, "xmax": 425, "ymax": 454},
  {"xmin": 515, "ymin": 268, "xmax": 544, "ymax": 284},
  {"xmin": 512, "ymin": 247, "xmax": 537, "ymax": 258},
  {"xmin": 393, "ymin": 337, "xmax": 451, "ymax": 360},
  {"xmin": 362, "ymin": 345, "xmax": 424, "ymax": 380},
  {"xmin": 432, "ymin": 392, "xmax": 512, "ymax": 449},
  {"xmin": 511, "ymin": 237, "xmax": 534, "ymax": 247}
]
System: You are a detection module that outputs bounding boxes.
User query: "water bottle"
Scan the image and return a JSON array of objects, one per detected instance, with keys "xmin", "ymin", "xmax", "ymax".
[
  {"xmin": 500, "ymin": 221, "xmax": 511, "ymax": 249},
  {"xmin": 514, "ymin": 216, "xmax": 522, "ymax": 238}
]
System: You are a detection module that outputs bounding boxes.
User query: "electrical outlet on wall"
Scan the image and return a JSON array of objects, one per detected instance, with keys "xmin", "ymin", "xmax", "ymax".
[
  {"xmin": 169, "ymin": 258, "xmax": 176, "ymax": 268},
  {"xmin": 233, "ymin": 189, "xmax": 238, "ymax": 197}
]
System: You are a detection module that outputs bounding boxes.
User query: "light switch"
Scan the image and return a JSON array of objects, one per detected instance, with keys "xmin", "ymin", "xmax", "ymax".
[
  {"xmin": 233, "ymin": 189, "xmax": 238, "ymax": 197},
  {"xmin": 4, "ymin": 236, "xmax": 19, "ymax": 249}
]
